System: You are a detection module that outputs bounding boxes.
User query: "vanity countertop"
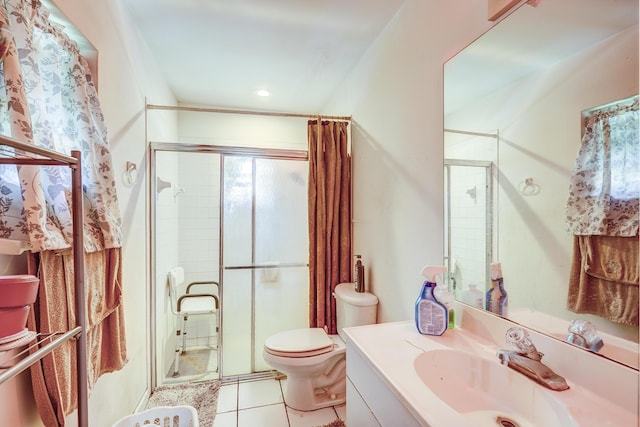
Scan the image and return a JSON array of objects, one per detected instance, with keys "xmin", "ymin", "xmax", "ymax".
[{"xmin": 343, "ymin": 319, "xmax": 638, "ymax": 427}]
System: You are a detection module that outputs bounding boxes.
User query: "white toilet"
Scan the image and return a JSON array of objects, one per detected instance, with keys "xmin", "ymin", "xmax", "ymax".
[{"xmin": 263, "ymin": 282, "xmax": 378, "ymax": 411}]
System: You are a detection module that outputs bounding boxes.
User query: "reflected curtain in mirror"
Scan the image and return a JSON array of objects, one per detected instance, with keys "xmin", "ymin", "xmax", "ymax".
[
  {"xmin": 568, "ymin": 234, "xmax": 638, "ymax": 325},
  {"xmin": 308, "ymin": 120, "xmax": 351, "ymax": 334},
  {"xmin": 566, "ymin": 95, "xmax": 639, "ymax": 326},
  {"xmin": 566, "ymin": 95, "xmax": 639, "ymax": 237}
]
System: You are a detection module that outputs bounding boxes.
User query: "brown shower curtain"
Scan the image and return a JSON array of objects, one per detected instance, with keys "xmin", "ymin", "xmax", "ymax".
[{"xmin": 308, "ymin": 120, "xmax": 352, "ymax": 334}]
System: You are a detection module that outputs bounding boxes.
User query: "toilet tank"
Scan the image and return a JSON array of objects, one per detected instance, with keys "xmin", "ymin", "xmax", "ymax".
[{"xmin": 334, "ymin": 282, "xmax": 378, "ymax": 341}]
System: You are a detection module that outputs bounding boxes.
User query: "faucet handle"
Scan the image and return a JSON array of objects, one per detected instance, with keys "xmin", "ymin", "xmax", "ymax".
[
  {"xmin": 505, "ymin": 327, "xmax": 542, "ymax": 361},
  {"xmin": 567, "ymin": 319, "xmax": 604, "ymax": 352}
]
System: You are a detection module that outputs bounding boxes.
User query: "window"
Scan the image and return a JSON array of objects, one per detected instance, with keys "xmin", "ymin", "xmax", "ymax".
[
  {"xmin": 0, "ymin": 0, "xmax": 120, "ymax": 252},
  {"xmin": 566, "ymin": 95, "xmax": 639, "ymax": 236}
]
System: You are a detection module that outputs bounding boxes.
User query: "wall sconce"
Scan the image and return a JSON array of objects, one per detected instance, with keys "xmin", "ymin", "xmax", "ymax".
[{"xmin": 122, "ymin": 161, "xmax": 137, "ymax": 187}]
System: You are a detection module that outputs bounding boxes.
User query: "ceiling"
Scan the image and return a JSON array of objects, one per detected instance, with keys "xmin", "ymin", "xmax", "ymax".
[{"xmin": 122, "ymin": 0, "xmax": 406, "ymax": 113}]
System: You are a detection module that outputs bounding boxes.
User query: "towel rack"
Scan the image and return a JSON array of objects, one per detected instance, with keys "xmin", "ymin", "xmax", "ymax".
[{"xmin": 0, "ymin": 134, "xmax": 89, "ymax": 427}]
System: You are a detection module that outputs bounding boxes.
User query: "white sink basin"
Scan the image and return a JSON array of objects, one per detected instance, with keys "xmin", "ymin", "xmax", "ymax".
[{"xmin": 414, "ymin": 349, "xmax": 577, "ymax": 427}]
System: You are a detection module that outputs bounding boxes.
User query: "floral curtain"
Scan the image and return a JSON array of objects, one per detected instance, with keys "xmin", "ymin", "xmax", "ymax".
[
  {"xmin": 0, "ymin": 1, "xmax": 126, "ymax": 425},
  {"xmin": 565, "ymin": 95, "xmax": 639, "ymax": 237},
  {"xmin": 308, "ymin": 120, "xmax": 351, "ymax": 334},
  {"xmin": 0, "ymin": 0, "xmax": 122, "ymax": 253}
]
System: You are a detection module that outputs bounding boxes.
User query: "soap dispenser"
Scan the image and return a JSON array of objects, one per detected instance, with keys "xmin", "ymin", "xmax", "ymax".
[
  {"xmin": 415, "ymin": 265, "xmax": 448, "ymax": 336},
  {"xmin": 354, "ymin": 255, "xmax": 365, "ymax": 293}
]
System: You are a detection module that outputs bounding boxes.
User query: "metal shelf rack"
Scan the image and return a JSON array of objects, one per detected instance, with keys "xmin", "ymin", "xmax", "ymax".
[{"xmin": 0, "ymin": 134, "xmax": 88, "ymax": 427}]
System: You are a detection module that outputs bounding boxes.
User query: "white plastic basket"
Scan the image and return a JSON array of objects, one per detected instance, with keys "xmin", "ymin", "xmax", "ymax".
[{"xmin": 111, "ymin": 405, "xmax": 199, "ymax": 427}]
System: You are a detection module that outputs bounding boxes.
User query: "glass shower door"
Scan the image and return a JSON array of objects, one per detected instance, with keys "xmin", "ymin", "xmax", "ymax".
[
  {"xmin": 221, "ymin": 156, "xmax": 309, "ymax": 377},
  {"xmin": 444, "ymin": 161, "xmax": 493, "ymax": 301}
]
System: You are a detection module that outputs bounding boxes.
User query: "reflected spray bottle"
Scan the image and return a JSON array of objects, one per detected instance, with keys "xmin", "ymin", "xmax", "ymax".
[{"xmin": 486, "ymin": 262, "xmax": 508, "ymax": 316}]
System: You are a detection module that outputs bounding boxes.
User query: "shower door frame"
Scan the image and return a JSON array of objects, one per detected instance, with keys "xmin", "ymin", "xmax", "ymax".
[
  {"xmin": 443, "ymin": 159, "xmax": 495, "ymax": 294},
  {"xmin": 149, "ymin": 142, "xmax": 308, "ymax": 387}
]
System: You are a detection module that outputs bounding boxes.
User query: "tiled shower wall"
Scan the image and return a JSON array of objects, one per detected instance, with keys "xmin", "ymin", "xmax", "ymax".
[
  {"xmin": 444, "ymin": 132, "xmax": 496, "ymax": 301},
  {"xmin": 155, "ymin": 152, "xmax": 182, "ymax": 373},
  {"xmin": 177, "ymin": 153, "xmax": 221, "ymax": 348},
  {"xmin": 448, "ymin": 165, "xmax": 488, "ymax": 297}
]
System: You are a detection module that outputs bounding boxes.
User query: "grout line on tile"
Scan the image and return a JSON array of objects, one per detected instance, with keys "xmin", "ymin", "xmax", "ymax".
[
  {"xmin": 280, "ymin": 382, "xmax": 292, "ymax": 427},
  {"xmin": 238, "ymin": 402, "xmax": 289, "ymax": 411},
  {"xmin": 235, "ymin": 380, "xmax": 240, "ymax": 422}
]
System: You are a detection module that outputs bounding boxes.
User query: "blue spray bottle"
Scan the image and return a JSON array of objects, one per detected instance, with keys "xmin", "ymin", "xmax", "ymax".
[{"xmin": 415, "ymin": 265, "xmax": 448, "ymax": 336}]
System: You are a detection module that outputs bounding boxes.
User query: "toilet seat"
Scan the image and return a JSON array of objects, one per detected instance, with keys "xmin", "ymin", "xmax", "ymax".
[{"xmin": 264, "ymin": 328, "xmax": 334, "ymax": 358}]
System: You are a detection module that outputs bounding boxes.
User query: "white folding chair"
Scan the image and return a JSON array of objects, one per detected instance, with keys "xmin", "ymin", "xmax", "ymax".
[{"xmin": 168, "ymin": 267, "xmax": 219, "ymax": 377}]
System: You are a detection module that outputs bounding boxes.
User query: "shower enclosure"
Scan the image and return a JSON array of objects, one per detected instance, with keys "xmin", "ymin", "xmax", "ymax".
[
  {"xmin": 443, "ymin": 160, "xmax": 494, "ymax": 301},
  {"xmin": 151, "ymin": 144, "xmax": 309, "ymax": 386}
]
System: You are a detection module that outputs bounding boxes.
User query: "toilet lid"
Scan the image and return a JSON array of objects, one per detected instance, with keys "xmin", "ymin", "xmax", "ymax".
[{"xmin": 264, "ymin": 328, "xmax": 334, "ymax": 357}]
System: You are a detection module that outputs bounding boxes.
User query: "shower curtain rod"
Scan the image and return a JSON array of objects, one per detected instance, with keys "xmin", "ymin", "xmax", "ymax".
[
  {"xmin": 146, "ymin": 104, "xmax": 351, "ymax": 122},
  {"xmin": 444, "ymin": 128, "xmax": 498, "ymax": 139}
]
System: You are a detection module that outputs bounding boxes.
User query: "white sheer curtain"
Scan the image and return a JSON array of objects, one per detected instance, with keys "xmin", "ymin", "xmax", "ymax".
[
  {"xmin": 566, "ymin": 95, "xmax": 639, "ymax": 237},
  {"xmin": 0, "ymin": 0, "xmax": 122, "ymax": 253}
]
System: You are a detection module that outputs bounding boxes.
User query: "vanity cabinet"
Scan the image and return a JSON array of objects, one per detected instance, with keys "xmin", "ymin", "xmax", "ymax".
[
  {"xmin": 346, "ymin": 378, "xmax": 381, "ymax": 427},
  {"xmin": 345, "ymin": 337, "xmax": 423, "ymax": 427},
  {"xmin": 344, "ymin": 313, "xmax": 638, "ymax": 427}
]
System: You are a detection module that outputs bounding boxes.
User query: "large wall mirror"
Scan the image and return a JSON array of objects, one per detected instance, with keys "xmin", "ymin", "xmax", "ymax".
[{"xmin": 444, "ymin": 0, "xmax": 638, "ymax": 369}]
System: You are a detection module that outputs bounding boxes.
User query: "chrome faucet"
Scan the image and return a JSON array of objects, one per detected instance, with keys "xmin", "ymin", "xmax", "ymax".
[
  {"xmin": 497, "ymin": 327, "xmax": 569, "ymax": 391},
  {"xmin": 565, "ymin": 319, "xmax": 604, "ymax": 352}
]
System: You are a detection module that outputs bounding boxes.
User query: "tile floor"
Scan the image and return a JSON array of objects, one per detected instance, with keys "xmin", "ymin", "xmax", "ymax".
[{"xmin": 213, "ymin": 377, "xmax": 346, "ymax": 427}]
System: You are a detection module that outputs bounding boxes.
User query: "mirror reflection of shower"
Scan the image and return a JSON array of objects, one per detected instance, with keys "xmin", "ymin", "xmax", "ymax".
[{"xmin": 444, "ymin": 128, "xmax": 497, "ymax": 303}]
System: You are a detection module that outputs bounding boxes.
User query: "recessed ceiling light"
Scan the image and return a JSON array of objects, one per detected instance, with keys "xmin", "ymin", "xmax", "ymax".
[{"xmin": 256, "ymin": 89, "xmax": 271, "ymax": 97}]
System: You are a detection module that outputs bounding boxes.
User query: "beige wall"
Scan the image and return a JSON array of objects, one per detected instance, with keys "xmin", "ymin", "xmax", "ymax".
[
  {"xmin": 65, "ymin": 0, "xmax": 177, "ymax": 424},
  {"xmin": 322, "ymin": 0, "xmax": 493, "ymax": 323}
]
